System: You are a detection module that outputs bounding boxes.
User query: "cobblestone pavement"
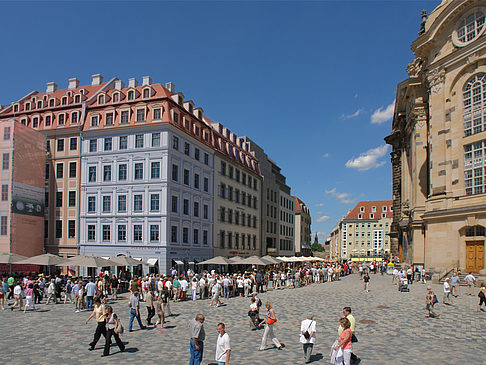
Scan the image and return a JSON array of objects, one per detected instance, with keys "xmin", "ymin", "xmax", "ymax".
[{"xmin": 2, "ymin": 274, "xmax": 486, "ymax": 365}]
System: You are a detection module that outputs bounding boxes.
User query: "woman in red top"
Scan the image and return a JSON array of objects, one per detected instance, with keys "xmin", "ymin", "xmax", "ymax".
[{"xmin": 334, "ymin": 317, "xmax": 352, "ymax": 365}]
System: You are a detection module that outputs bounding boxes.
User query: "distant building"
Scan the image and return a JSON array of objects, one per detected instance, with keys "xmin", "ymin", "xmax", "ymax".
[{"xmin": 293, "ymin": 196, "xmax": 312, "ymax": 256}]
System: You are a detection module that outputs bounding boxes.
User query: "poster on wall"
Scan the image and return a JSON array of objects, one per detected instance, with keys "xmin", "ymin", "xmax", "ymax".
[{"xmin": 11, "ymin": 182, "xmax": 44, "ymax": 217}]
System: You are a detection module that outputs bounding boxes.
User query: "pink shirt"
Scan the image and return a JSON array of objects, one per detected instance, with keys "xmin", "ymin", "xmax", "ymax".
[
  {"xmin": 25, "ymin": 287, "xmax": 34, "ymax": 297},
  {"xmin": 339, "ymin": 328, "xmax": 352, "ymax": 350}
]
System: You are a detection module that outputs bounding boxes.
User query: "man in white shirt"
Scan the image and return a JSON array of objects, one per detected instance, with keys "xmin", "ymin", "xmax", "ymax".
[
  {"xmin": 215, "ymin": 322, "xmax": 231, "ymax": 365},
  {"xmin": 300, "ymin": 313, "xmax": 316, "ymax": 364},
  {"xmin": 222, "ymin": 276, "xmax": 230, "ymax": 299},
  {"xmin": 392, "ymin": 268, "xmax": 399, "ymax": 284},
  {"xmin": 10, "ymin": 283, "xmax": 23, "ymax": 311},
  {"xmin": 443, "ymin": 278, "xmax": 455, "ymax": 305},
  {"xmin": 464, "ymin": 272, "xmax": 476, "ymax": 295},
  {"xmin": 180, "ymin": 276, "xmax": 188, "ymax": 301},
  {"xmin": 210, "ymin": 281, "xmax": 222, "ymax": 307}
]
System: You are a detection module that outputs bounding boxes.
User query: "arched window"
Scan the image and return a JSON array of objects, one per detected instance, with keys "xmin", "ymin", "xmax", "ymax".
[
  {"xmin": 98, "ymin": 95, "xmax": 104, "ymax": 105},
  {"xmin": 463, "ymin": 73, "xmax": 486, "ymax": 136},
  {"xmin": 143, "ymin": 88, "xmax": 150, "ymax": 98},
  {"xmin": 128, "ymin": 91, "xmax": 134, "ymax": 101},
  {"xmin": 454, "ymin": 11, "xmax": 485, "ymax": 46},
  {"xmin": 112, "ymin": 93, "xmax": 119, "ymax": 103},
  {"xmin": 465, "ymin": 225, "xmax": 485, "ymax": 237}
]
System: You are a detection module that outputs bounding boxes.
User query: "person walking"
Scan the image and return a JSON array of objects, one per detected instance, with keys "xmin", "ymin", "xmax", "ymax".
[
  {"xmin": 189, "ymin": 314, "xmax": 206, "ymax": 365},
  {"xmin": 85, "ymin": 279, "xmax": 97, "ymax": 309},
  {"xmin": 10, "ymin": 282, "xmax": 23, "ymax": 311},
  {"xmin": 425, "ymin": 286, "xmax": 440, "ymax": 318},
  {"xmin": 248, "ymin": 297, "xmax": 259, "ymax": 330},
  {"xmin": 128, "ymin": 291, "xmax": 146, "ymax": 332},
  {"xmin": 192, "ymin": 278, "xmax": 199, "ymax": 301},
  {"xmin": 450, "ymin": 273, "xmax": 460, "ymax": 297},
  {"xmin": 362, "ymin": 272, "xmax": 370, "ymax": 292},
  {"xmin": 331, "ymin": 317, "xmax": 352, "ymax": 365},
  {"xmin": 443, "ymin": 278, "xmax": 455, "ymax": 305},
  {"xmin": 215, "ymin": 322, "xmax": 231, "ymax": 365},
  {"xmin": 464, "ymin": 272, "xmax": 476, "ymax": 295},
  {"xmin": 258, "ymin": 302, "xmax": 282, "ymax": 351},
  {"xmin": 478, "ymin": 285, "xmax": 486, "ymax": 312},
  {"xmin": 45, "ymin": 279, "xmax": 57, "ymax": 305},
  {"xmin": 23, "ymin": 282, "xmax": 36, "ymax": 313},
  {"xmin": 145, "ymin": 289, "xmax": 155, "ymax": 326},
  {"xmin": 0, "ymin": 282, "xmax": 5, "ymax": 310},
  {"xmin": 300, "ymin": 313, "xmax": 316, "ymax": 364},
  {"xmin": 102, "ymin": 305, "xmax": 125, "ymax": 357},
  {"xmin": 86, "ymin": 297, "xmax": 107, "ymax": 351}
]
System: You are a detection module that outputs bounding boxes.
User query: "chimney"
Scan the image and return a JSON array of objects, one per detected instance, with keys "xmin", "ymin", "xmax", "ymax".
[
  {"xmin": 91, "ymin": 74, "xmax": 103, "ymax": 86},
  {"xmin": 128, "ymin": 78, "xmax": 138, "ymax": 88},
  {"xmin": 142, "ymin": 76, "xmax": 152, "ymax": 86},
  {"xmin": 165, "ymin": 82, "xmax": 175, "ymax": 93},
  {"xmin": 115, "ymin": 80, "xmax": 125, "ymax": 90},
  {"xmin": 68, "ymin": 78, "xmax": 79, "ymax": 90},
  {"xmin": 46, "ymin": 82, "xmax": 57, "ymax": 93}
]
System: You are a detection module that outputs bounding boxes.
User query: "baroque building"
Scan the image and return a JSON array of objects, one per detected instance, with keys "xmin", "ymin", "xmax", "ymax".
[
  {"xmin": 293, "ymin": 196, "xmax": 312, "ymax": 256},
  {"xmin": 386, "ymin": 0, "xmax": 486, "ymax": 272}
]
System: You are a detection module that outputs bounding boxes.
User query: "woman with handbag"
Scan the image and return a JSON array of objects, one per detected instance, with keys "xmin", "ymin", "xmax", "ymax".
[
  {"xmin": 300, "ymin": 314, "xmax": 316, "ymax": 363},
  {"xmin": 102, "ymin": 305, "xmax": 125, "ymax": 357},
  {"xmin": 258, "ymin": 302, "xmax": 282, "ymax": 351}
]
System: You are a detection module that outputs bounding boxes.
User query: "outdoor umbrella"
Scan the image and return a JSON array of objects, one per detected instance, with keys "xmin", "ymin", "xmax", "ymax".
[
  {"xmin": 239, "ymin": 256, "xmax": 272, "ymax": 266},
  {"xmin": 261, "ymin": 255, "xmax": 281, "ymax": 264},
  {"xmin": 56, "ymin": 255, "xmax": 115, "ymax": 268},
  {"xmin": 0, "ymin": 253, "xmax": 28, "ymax": 275},
  {"xmin": 17, "ymin": 253, "xmax": 67, "ymax": 266},
  {"xmin": 110, "ymin": 255, "xmax": 148, "ymax": 266},
  {"xmin": 228, "ymin": 256, "xmax": 243, "ymax": 263},
  {"xmin": 197, "ymin": 256, "xmax": 232, "ymax": 265}
]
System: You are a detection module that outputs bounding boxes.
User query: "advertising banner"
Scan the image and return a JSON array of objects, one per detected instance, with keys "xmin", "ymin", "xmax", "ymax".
[{"xmin": 11, "ymin": 182, "xmax": 44, "ymax": 217}]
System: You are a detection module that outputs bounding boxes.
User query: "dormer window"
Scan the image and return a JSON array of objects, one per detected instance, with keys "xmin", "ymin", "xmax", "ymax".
[
  {"xmin": 98, "ymin": 95, "xmax": 104, "ymax": 104},
  {"xmin": 120, "ymin": 110, "xmax": 129, "ymax": 123},
  {"xmin": 91, "ymin": 115, "xmax": 99, "ymax": 127},
  {"xmin": 112, "ymin": 93, "xmax": 119, "ymax": 103},
  {"xmin": 25, "ymin": 103, "xmax": 30, "ymax": 111},
  {"xmin": 153, "ymin": 108, "xmax": 161, "ymax": 120},
  {"xmin": 105, "ymin": 112, "xmax": 114, "ymax": 125},
  {"xmin": 61, "ymin": 97, "xmax": 67, "ymax": 105},
  {"xmin": 358, "ymin": 213, "xmax": 362, "ymax": 219},
  {"xmin": 371, "ymin": 206, "xmax": 376, "ymax": 212},
  {"xmin": 136, "ymin": 108, "xmax": 145, "ymax": 122},
  {"xmin": 381, "ymin": 213, "xmax": 386, "ymax": 218},
  {"xmin": 128, "ymin": 91, "xmax": 134, "ymax": 101},
  {"xmin": 71, "ymin": 112, "xmax": 78, "ymax": 124},
  {"xmin": 13, "ymin": 105, "xmax": 18, "ymax": 113},
  {"xmin": 37, "ymin": 101, "xmax": 42, "ymax": 109},
  {"xmin": 58, "ymin": 113, "xmax": 65, "ymax": 125},
  {"xmin": 32, "ymin": 117, "xmax": 39, "ymax": 128},
  {"xmin": 74, "ymin": 95, "xmax": 81, "ymax": 103},
  {"xmin": 382, "ymin": 206, "xmax": 387, "ymax": 212},
  {"xmin": 370, "ymin": 213, "xmax": 374, "ymax": 219},
  {"xmin": 49, "ymin": 99, "xmax": 55, "ymax": 107},
  {"xmin": 143, "ymin": 88, "xmax": 150, "ymax": 98},
  {"xmin": 21, "ymin": 118, "xmax": 27, "ymax": 125},
  {"xmin": 45, "ymin": 115, "xmax": 51, "ymax": 126},
  {"xmin": 173, "ymin": 112, "xmax": 179, "ymax": 124},
  {"xmin": 360, "ymin": 206, "xmax": 365, "ymax": 212}
]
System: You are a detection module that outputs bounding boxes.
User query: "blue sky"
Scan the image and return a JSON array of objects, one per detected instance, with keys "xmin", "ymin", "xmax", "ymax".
[{"xmin": 0, "ymin": 1, "xmax": 438, "ymax": 243}]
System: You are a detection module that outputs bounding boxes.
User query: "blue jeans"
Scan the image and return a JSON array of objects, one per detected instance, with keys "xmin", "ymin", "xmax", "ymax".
[
  {"xmin": 86, "ymin": 296, "xmax": 93, "ymax": 309},
  {"xmin": 223, "ymin": 286, "xmax": 229, "ymax": 298},
  {"xmin": 189, "ymin": 338, "xmax": 203, "ymax": 365},
  {"xmin": 128, "ymin": 308, "xmax": 145, "ymax": 331}
]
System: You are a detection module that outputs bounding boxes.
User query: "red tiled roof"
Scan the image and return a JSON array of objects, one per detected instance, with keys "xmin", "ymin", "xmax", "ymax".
[
  {"xmin": 293, "ymin": 196, "xmax": 306, "ymax": 213},
  {"xmin": 344, "ymin": 200, "xmax": 393, "ymax": 221}
]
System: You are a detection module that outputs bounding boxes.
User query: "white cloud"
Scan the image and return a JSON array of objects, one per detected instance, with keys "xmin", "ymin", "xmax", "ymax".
[
  {"xmin": 315, "ymin": 203, "xmax": 324, "ymax": 207},
  {"xmin": 316, "ymin": 211, "xmax": 323, "ymax": 215},
  {"xmin": 345, "ymin": 145, "xmax": 389, "ymax": 171},
  {"xmin": 316, "ymin": 215, "xmax": 330, "ymax": 222},
  {"xmin": 322, "ymin": 153, "xmax": 329, "ymax": 158},
  {"xmin": 354, "ymin": 93, "xmax": 358, "ymax": 99},
  {"xmin": 325, "ymin": 188, "xmax": 355, "ymax": 204},
  {"xmin": 340, "ymin": 108, "xmax": 363, "ymax": 120},
  {"xmin": 371, "ymin": 100, "xmax": 395, "ymax": 124}
]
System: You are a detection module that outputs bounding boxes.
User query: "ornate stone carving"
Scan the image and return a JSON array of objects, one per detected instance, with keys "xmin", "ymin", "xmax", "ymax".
[
  {"xmin": 407, "ymin": 57, "xmax": 424, "ymax": 78},
  {"xmin": 466, "ymin": 51, "xmax": 481, "ymax": 65},
  {"xmin": 426, "ymin": 68, "xmax": 445, "ymax": 95}
]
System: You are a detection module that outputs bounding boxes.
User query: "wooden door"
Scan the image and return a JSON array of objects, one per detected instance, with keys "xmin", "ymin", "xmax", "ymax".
[{"xmin": 466, "ymin": 241, "xmax": 485, "ymax": 273}]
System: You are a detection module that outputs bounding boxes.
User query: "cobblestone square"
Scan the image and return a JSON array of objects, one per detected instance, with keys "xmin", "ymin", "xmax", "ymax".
[{"xmin": 2, "ymin": 274, "xmax": 486, "ymax": 365}]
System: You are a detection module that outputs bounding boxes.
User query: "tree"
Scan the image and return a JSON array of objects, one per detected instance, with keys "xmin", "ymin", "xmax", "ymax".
[{"xmin": 311, "ymin": 234, "xmax": 325, "ymax": 252}]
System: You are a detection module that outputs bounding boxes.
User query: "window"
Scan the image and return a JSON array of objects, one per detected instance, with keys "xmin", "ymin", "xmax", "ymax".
[
  {"xmin": 183, "ymin": 199, "xmax": 189, "ymax": 215},
  {"xmin": 171, "ymin": 226, "xmax": 178, "ymax": 242},
  {"xmin": 135, "ymin": 134, "xmax": 144, "ymax": 148},
  {"xmin": 91, "ymin": 115, "xmax": 99, "ymax": 127},
  {"xmin": 220, "ymin": 184, "xmax": 226, "ymax": 198},
  {"xmin": 371, "ymin": 206, "xmax": 376, "ymax": 212},
  {"xmin": 153, "ymin": 108, "xmax": 161, "ymax": 119},
  {"xmin": 195, "ymin": 148, "xmax": 200, "ymax": 161},
  {"xmin": 183, "ymin": 169, "xmax": 190, "ymax": 185},
  {"xmin": 119, "ymin": 136, "xmax": 128, "ymax": 150},
  {"xmin": 70, "ymin": 137, "xmax": 77, "ymax": 151},
  {"xmin": 370, "ymin": 213, "xmax": 374, "ymax": 219},
  {"xmin": 118, "ymin": 164, "xmax": 127, "ymax": 181},
  {"xmin": 221, "ymin": 162, "xmax": 226, "ymax": 175},
  {"xmin": 58, "ymin": 114, "xmax": 65, "ymax": 125},
  {"xmin": 227, "ymin": 232, "xmax": 232, "ymax": 249},
  {"xmin": 118, "ymin": 225, "xmax": 126, "ymax": 241},
  {"xmin": 45, "ymin": 115, "xmax": 51, "ymax": 126},
  {"xmin": 220, "ymin": 231, "xmax": 225, "ymax": 248},
  {"xmin": 128, "ymin": 91, "xmax": 134, "ymax": 100},
  {"xmin": 88, "ymin": 166, "xmax": 96, "ymax": 182},
  {"xmin": 194, "ymin": 173, "xmax": 200, "ymax": 189},
  {"xmin": 174, "ymin": 113, "xmax": 180, "ymax": 123},
  {"xmin": 193, "ymin": 229, "xmax": 199, "ymax": 244},
  {"xmin": 150, "ymin": 194, "xmax": 160, "ymax": 211},
  {"xmin": 382, "ymin": 206, "xmax": 387, "ymax": 212},
  {"xmin": 74, "ymin": 95, "xmax": 81, "ymax": 103},
  {"xmin": 68, "ymin": 220, "xmax": 75, "ymax": 238},
  {"xmin": 242, "ymin": 173, "xmax": 246, "ymax": 185},
  {"xmin": 143, "ymin": 88, "xmax": 150, "ymax": 99},
  {"xmin": 172, "ymin": 164, "xmax": 178, "ymax": 181},
  {"xmin": 136, "ymin": 109, "xmax": 145, "ymax": 122},
  {"xmin": 466, "ymin": 225, "xmax": 485, "ymax": 236},
  {"xmin": 184, "ymin": 142, "xmax": 190, "ymax": 156},
  {"xmin": 71, "ymin": 112, "xmax": 78, "ymax": 124},
  {"xmin": 104, "ymin": 137, "xmax": 112, "ymax": 151},
  {"xmin": 360, "ymin": 206, "xmax": 365, "ymax": 212},
  {"xmin": 103, "ymin": 165, "xmax": 111, "ymax": 181},
  {"xmin": 57, "ymin": 139, "xmax": 64, "ymax": 152},
  {"xmin": 134, "ymin": 194, "xmax": 143, "ymax": 212},
  {"xmin": 228, "ymin": 166, "xmax": 233, "ymax": 179},
  {"xmin": 171, "ymin": 196, "xmax": 178, "ymax": 213},
  {"xmin": 61, "ymin": 97, "xmax": 67, "ymax": 106},
  {"xmin": 56, "ymin": 220, "xmax": 62, "ymax": 238},
  {"xmin": 194, "ymin": 201, "xmax": 199, "ymax": 217},
  {"xmin": 204, "ymin": 153, "xmax": 209, "ymax": 165},
  {"xmin": 203, "ymin": 230, "xmax": 208, "ymax": 245},
  {"xmin": 1, "ymin": 153, "xmax": 8, "ymax": 170},
  {"xmin": 102, "ymin": 196, "xmax": 111, "ymax": 212},
  {"xmin": 68, "ymin": 191, "xmax": 76, "ymax": 207},
  {"xmin": 151, "ymin": 133, "xmax": 160, "ymax": 147},
  {"xmin": 183, "ymin": 227, "xmax": 189, "ymax": 243},
  {"xmin": 228, "ymin": 187, "xmax": 233, "ymax": 201},
  {"xmin": 464, "ymin": 140, "xmax": 486, "ymax": 195},
  {"xmin": 134, "ymin": 163, "xmax": 143, "ymax": 180},
  {"xmin": 118, "ymin": 195, "xmax": 127, "ymax": 212},
  {"xmin": 56, "ymin": 163, "xmax": 63, "ymax": 178},
  {"xmin": 150, "ymin": 225, "xmax": 159, "ymax": 242},
  {"xmin": 121, "ymin": 111, "xmax": 129, "ymax": 123},
  {"xmin": 133, "ymin": 225, "xmax": 142, "ymax": 242},
  {"xmin": 228, "ymin": 209, "xmax": 233, "ymax": 223},
  {"xmin": 172, "ymin": 136, "xmax": 179, "ymax": 150},
  {"xmin": 105, "ymin": 113, "xmax": 114, "ymax": 125},
  {"xmin": 87, "ymin": 225, "xmax": 96, "ymax": 241},
  {"xmin": 203, "ymin": 204, "xmax": 208, "ymax": 219},
  {"xmin": 204, "ymin": 177, "xmax": 209, "ymax": 192},
  {"xmin": 454, "ymin": 11, "xmax": 486, "ymax": 46},
  {"xmin": 88, "ymin": 196, "xmax": 96, "ymax": 212},
  {"xmin": 463, "ymin": 73, "xmax": 486, "ymax": 136},
  {"xmin": 102, "ymin": 225, "xmax": 110, "ymax": 241},
  {"xmin": 0, "ymin": 216, "xmax": 6, "ymax": 236},
  {"xmin": 1, "ymin": 185, "xmax": 8, "ymax": 201},
  {"xmin": 89, "ymin": 139, "xmax": 97, "ymax": 152},
  {"xmin": 32, "ymin": 117, "xmax": 39, "ymax": 128},
  {"xmin": 151, "ymin": 162, "xmax": 160, "ymax": 179},
  {"xmin": 235, "ymin": 169, "xmax": 240, "ymax": 182}
]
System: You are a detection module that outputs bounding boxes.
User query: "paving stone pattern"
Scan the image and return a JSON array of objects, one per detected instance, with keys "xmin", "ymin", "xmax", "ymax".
[{"xmin": 1, "ymin": 274, "xmax": 486, "ymax": 365}]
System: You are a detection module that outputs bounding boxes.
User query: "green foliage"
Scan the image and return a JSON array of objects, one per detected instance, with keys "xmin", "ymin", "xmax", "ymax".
[{"xmin": 311, "ymin": 241, "xmax": 325, "ymax": 252}]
